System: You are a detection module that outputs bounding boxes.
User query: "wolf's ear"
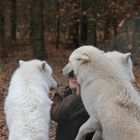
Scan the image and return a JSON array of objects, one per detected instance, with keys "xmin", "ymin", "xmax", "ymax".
[
  {"xmin": 77, "ymin": 53, "xmax": 90, "ymax": 63},
  {"xmin": 38, "ymin": 61, "xmax": 46, "ymax": 72},
  {"xmin": 123, "ymin": 53, "xmax": 131, "ymax": 63},
  {"xmin": 19, "ymin": 60, "xmax": 24, "ymax": 66}
]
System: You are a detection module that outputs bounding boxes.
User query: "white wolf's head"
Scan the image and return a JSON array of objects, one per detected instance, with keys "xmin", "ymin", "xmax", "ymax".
[
  {"xmin": 63, "ymin": 46, "xmax": 98, "ymax": 79},
  {"xmin": 19, "ymin": 59, "xmax": 57, "ymax": 90}
]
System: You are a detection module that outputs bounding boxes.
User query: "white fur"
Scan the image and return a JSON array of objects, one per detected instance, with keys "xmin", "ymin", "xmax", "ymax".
[
  {"xmin": 5, "ymin": 59, "xmax": 57, "ymax": 140},
  {"xmin": 93, "ymin": 51, "xmax": 135, "ymax": 140},
  {"xmin": 105, "ymin": 51, "xmax": 135, "ymax": 82},
  {"xmin": 63, "ymin": 46, "xmax": 140, "ymax": 140}
]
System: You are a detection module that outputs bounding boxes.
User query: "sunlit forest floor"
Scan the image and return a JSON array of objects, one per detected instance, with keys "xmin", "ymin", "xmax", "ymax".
[{"xmin": 0, "ymin": 43, "xmax": 140, "ymax": 140}]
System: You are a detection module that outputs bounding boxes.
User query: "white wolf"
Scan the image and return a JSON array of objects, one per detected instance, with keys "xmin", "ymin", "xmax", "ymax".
[
  {"xmin": 5, "ymin": 59, "xmax": 57, "ymax": 140},
  {"xmin": 63, "ymin": 46, "xmax": 140, "ymax": 140},
  {"xmin": 92, "ymin": 50, "xmax": 135, "ymax": 140}
]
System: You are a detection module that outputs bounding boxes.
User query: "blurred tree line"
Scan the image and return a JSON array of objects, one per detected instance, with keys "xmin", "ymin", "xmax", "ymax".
[{"xmin": 0, "ymin": 0, "xmax": 139, "ymax": 61}]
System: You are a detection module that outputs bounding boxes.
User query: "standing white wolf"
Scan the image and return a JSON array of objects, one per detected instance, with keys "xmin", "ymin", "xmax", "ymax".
[
  {"xmin": 63, "ymin": 46, "xmax": 140, "ymax": 140},
  {"xmin": 5, "ymin": 59, "xmax": 57, "ymax": 140},
  {"xmin": 91, "ymin": 50, "xmax": 135, "ymax": 140}
]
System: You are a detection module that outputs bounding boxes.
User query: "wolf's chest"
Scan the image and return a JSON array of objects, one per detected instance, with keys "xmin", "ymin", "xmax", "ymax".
[{"xmin": 81, "ymin": 93, "xmax": 96, "ymax": 115}]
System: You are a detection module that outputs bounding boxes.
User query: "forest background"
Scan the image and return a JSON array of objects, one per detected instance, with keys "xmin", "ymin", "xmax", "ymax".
[{"xmin": 0, "ymin": 0, "xmax": 140, "ymax": 139}]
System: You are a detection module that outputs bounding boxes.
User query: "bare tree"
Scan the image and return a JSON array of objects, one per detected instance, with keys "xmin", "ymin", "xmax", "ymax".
[
  {"xmin": 80, "ymin": 0, "xmax": 88, "ymax": 45},
  {"xmin": 0, "ymin": 1, "xmax": 6, "ymax": 58},
  {"xmin": 10, "ymin": 0, "xmax": 17, "ymax": 41},
  {"xmin": 66, "ymin": 0, "xmax": 80, "ymax": 49},
  {"xmin": 31, "ymin": 0, "xmax": 46, "ymax": 60},
  {"xmin": 56, "ymin": 0, "xmax": 60, "ymax": 48}
]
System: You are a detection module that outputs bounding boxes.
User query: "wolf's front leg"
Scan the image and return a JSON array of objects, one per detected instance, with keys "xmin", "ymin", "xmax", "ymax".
[
  {"xmin": 75, "ymin": 116, "xmax": 99, "ymax": 140},
  {"xmin": 92, "ymin": 130, "xmax": 103, "ymax": 140}
]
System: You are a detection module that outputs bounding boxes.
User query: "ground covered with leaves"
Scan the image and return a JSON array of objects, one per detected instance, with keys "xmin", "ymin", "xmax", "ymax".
[{"xmin": 0, "ymin": 45, "xmax": 140, "ymax": 140}]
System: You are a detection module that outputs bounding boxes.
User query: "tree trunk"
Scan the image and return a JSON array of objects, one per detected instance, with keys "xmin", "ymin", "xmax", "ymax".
[
  {"xmin": 11, "ymin": 0, "xmax": 17, "ymax": 41},
  {"xmin": 31, "ymin": 0, "xmax": 46, "ymax": 60},
  {"xmin": 80, "ymin": 13, "xmax": 88, "ymax": 45},
  {"xmin": 66, "ymin": 1, "xmax": 79, "ymax": 49},
  {"xmin": 112, "ymin": 17, "xmax": 117, "ymax": 37},
  {"xmin": 104, "ymin": 18, "xmax": 110, "ymax": 40},
  {"xmin": 56, "ymin": 0, "xmax": 60, "ymax": 49},
  {"xmin": 0, "ymin": 1, "xmax": 6, "ymax": 58},
  {"xmin": 92, "ymin": 22, "xmax": 97, "ymax": 46},
  {"xmin": 67, "ymin": 19, "xmax": 79, "ymax": 49}
]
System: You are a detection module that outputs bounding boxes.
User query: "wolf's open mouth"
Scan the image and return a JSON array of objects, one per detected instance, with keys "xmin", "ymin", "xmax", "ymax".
[{"xmin": 68, "ymin": 71, "xmax": 77, "ymax": 80}]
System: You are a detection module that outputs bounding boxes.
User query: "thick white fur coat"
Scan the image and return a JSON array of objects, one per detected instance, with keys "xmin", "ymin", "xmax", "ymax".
[{"xmin": 5, "ymin": 60, "xmax": 57, "ymax": 140}]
